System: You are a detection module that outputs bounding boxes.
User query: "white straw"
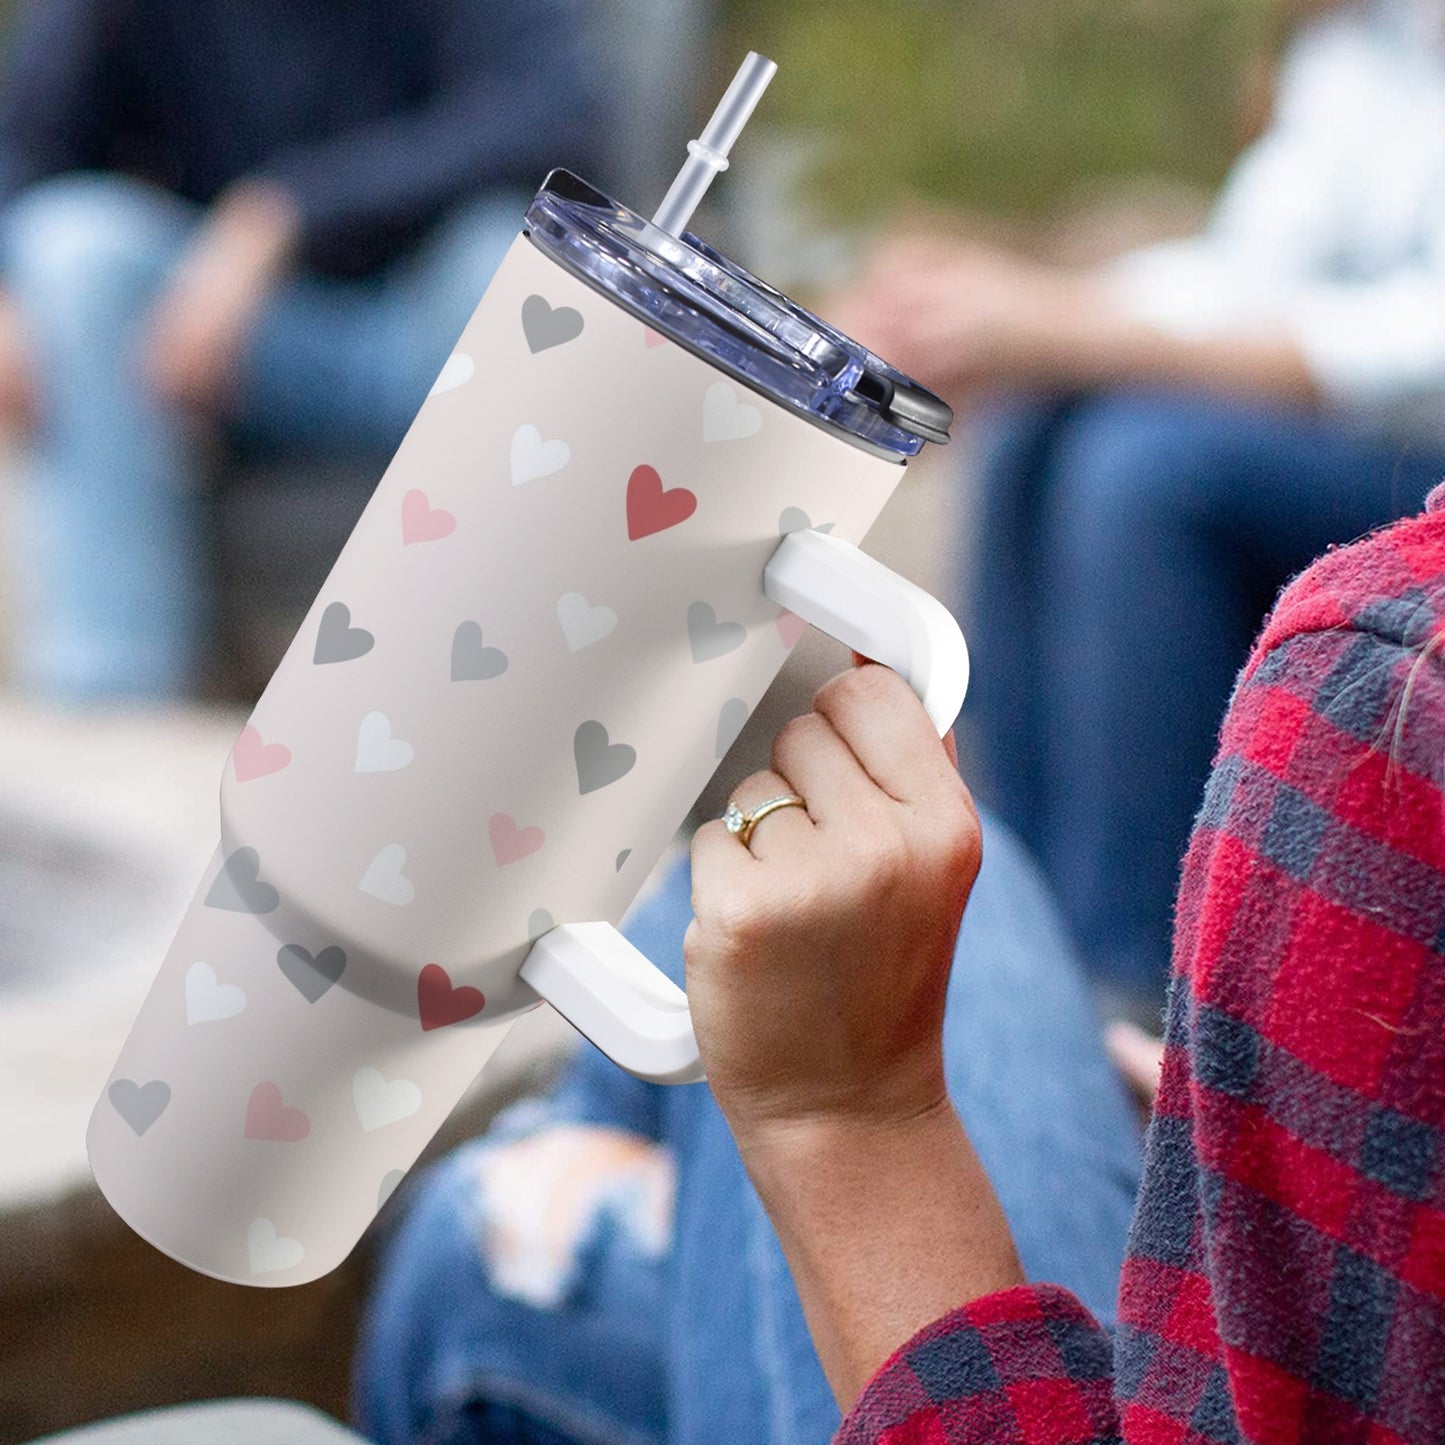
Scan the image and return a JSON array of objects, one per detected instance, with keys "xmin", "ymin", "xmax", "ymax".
[{"xmin": 651, "ymin": 51, "xmax": 778, "ymax": 237}]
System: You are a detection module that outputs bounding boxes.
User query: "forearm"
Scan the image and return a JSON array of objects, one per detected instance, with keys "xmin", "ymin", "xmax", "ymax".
[
  {"xmin": 1059, "ymin": 282, "xmax": 1320, "ymax": 405},
  {"xmin": 737, "ymin": 1099, "xmax": 1024, "ymax": 1411}
]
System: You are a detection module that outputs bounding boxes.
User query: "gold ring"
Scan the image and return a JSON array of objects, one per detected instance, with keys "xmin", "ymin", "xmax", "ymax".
[{"xmin": 722, "ymin": 793, "xmax": 807, "ymax": 848}]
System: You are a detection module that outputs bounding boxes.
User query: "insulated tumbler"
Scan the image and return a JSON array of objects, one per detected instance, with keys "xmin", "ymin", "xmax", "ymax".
[{"xmin": 89, "ymin": 165, "xmax": 968, "ymax": 1285}]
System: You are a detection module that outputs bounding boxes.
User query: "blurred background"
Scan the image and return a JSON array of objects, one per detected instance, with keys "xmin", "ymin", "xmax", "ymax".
[{"xmin": 1, "ymin": 0, "xmax": 1430, "ymax": 1439}]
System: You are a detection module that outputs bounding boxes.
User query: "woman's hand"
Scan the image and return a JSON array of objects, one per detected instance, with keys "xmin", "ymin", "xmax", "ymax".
[
  {"xmin": 684, "ymin": 659, "xmax": 980, "ymax": 1144},
  {"xmin": 141, "ymin": 180, "xmax": 299, "ymax": 416},
  {"xmin": 684, "ymin": 661, "xmax": 1023, "ymax": 1410},
  {"xmin": 827, "ymin": 236, "xmax": 1102, "ymax": 402}
]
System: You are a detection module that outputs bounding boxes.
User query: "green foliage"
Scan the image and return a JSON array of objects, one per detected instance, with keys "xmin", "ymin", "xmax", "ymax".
[{"xmin": 721, "ymin": 0, "xmax": 1286, "ymax": 220}]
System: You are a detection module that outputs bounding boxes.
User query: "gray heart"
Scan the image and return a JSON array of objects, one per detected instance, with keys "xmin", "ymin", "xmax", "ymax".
[
  {"xmin": 522, "ymin": 295, "xmax": 585, "ymax": 353},
  {"xmin": 109, "ymin": 1078, "xmax": 171, "ymax": 1136},
  {"xmin": 778, "ymin": 507, "xmax": 834, "ymax": 537},
  {"xmin": 451, "ymin": 621, "xmax": 509, "ymax": 682},
  {"xmin": 574, "ymin": 720, "xmax": 637, "ymax": 795},
  {"xmin": 716, "ymin": 698, "xmax": 749, "ymax": 759},
  {"xmin": 277, "ymin": 943, "xmax": 348, "ymax": 1003},
  {"xmin": 205, "ymin": 848, "xmax": 280, "ymax": 915},
  {"xmin": 378, "ymin": 1169, "xmax": 406, "ymax": 1210},
  {"xmin": 688, "ymin": 601, "xmax": 747, "ymax": 663},
  {"xmin": 314, "ymin": 601, "xmax": 375, "ymax": 665},
  {"xmin": 528, "ymin": 908, "xmax": 555, "ymax": 939},
  {"xmin": 615, "ymin": 849, "xmax": 631, "ymax": 872}
]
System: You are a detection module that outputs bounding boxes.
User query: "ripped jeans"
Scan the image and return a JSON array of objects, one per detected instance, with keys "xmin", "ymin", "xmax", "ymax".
[{"xmin": 353, "ymin": 813, "xmax": 1144, "ymax": 1445}]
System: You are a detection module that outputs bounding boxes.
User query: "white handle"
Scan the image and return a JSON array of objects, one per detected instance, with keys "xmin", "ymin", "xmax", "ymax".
[
  {"xmin": 521, "ymin": 530, "xmax": 969, "ymax": 1083},
  {"xmin": 764, "ymin": 528, "xmax": 969, "ymax": 735}
]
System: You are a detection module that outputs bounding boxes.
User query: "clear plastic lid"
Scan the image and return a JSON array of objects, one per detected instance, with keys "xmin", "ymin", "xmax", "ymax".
[{"xmin": 524, "ymin": 170, "xmax": 952, "ymax": 462}]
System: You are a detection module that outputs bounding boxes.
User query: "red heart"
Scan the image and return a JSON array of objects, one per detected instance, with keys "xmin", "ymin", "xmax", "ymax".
[
  {"xmin": 489, "ymin": 812, "xmax": 546, "ymax": 866},
  {"xmin": 232, "ymin": 724, "xmax": 292, "ymax": 783},
  {"xmin": 243, "ymin": 1082, "xmax": 310, "ymax": 1142},
  {"xmin": 402, "ymin": 488, "xmax": 457, "ymax": 546},
  {"xmin": 626, "ymin": 465, "xmax": 696, "ymax": 541},
  {"xmin": 417, "ymin": 963, "xmax": 485, "ymax": 1032},
  {"xmin": 775, "ymin": 609, "xmax": 809, "ymax": 649},
  {"xmin": 643, "ymin": 326, "xmax": 667, "ymax": 349}
]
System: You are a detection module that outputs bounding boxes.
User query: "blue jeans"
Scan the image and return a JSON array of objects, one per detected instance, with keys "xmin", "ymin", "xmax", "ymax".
[
  {"xmin": 353, "ymin": 812, "xmax": 1143, "ymax": 1445},
  {"xmin": 2, "ymin": 172, "xmax": 525, "ymax": 701},
  {"xmin": 963, "ymin": 390, "xmax": 1445, "ymax": 1007}
]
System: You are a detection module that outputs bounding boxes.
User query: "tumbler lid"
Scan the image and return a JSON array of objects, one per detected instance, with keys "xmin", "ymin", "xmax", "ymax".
[{"xmin": 524, "ymin": 169, "xmax": 953, "ymax": 461}]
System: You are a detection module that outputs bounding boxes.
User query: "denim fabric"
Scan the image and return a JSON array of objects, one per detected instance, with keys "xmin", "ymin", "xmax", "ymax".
[
  {"xmin": 1, "ymin": 172, "xmax": 525, "ymax": 701},
  {"xmin": 962, "ymin": 389, "xmax": 1445, "ymax": 1008},
  {"xmin": 354, "ymin": 810, "xmax": 1143, "ymax": 1445}
]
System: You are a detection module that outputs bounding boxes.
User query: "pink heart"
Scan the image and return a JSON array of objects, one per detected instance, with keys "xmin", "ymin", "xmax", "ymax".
[
  {"xmin": 626, "ymin": 465, "xmax": 697, "ymax": 541},
  {"xmin": 775, "ymin": 609, "xmax": 809, "ymax": 649},
  {"xmin": 417, "ymin": 963, "xmax": 486, "ymax": 1031},
  {"xmin": 402, "ymin": 488, "xmax": 457, "ymax": 546},
  {"xmin": 489, "ymin": 812, "xmax": 546, "ymax": 866},
  {"xmin": 232, "ymin": 724, "xmax": 292, "ymax": 783},
  {"xmin": 643, "ymin": 326, "xmax": 667, "ymax": 349},
  {"xmin": 244, "ymin": 1082, "xmax": 310, "ymax": 1142}
]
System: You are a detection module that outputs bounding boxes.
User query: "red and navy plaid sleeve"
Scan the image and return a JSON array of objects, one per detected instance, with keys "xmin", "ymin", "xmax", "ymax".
[{"xmin": 836, "ymin": 507, "xmax": 1445, "ymax": 1445}]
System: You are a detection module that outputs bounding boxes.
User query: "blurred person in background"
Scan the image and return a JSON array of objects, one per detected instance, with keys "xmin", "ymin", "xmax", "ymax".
[
  {"xmin": 0, "ymin": 0, "xmax": 599, "ymax": 703},
  {"xmin": 836, "ymin": 0, "xmax": 1445, "ymax": 1011}
]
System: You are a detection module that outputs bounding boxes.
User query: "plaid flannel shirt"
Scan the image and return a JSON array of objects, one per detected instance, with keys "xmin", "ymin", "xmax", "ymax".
[{"xmin": 837, "ymin": 498, "xmax": 1445, "ymax": 1444}]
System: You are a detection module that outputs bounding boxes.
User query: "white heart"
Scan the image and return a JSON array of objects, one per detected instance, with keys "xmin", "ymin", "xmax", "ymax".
[
  {"xmin": 184, "ymin": 961, "xmax": 246, "ymax": 1024},
  {"xmin": 359, "ymin": 844, "xmax": 415, "ymax": 906},
  {"xmin": 557, "ymin": 592, "xmax": 619, "ymax": 653},
  {"xmin": 248, "ymin": 1217, "xmax": 305, "ymax": 1276},
  {"xmin": 354, "ymin": 711, "xmax": 415, "ymax": 773},
  {"xmin": 511, "ymin": 424, "xmax": 571, "ymax": 486},
  {"xmin": 430, "ymin": 352, "xmax": 474, "ymax": 395},
  {"xmin": 703, "ymin": 381, "xmax": 763, "ymax": 443},
  {"xmin": 353, "ymin": 1065, "xmax": 423, "ymax": 1132}
]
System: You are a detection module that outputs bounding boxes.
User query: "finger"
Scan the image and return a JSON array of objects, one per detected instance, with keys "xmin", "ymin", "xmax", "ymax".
[
  {"xmin": 813, "ymin": 663, "xmax": 963, "ymax": 806},
  {"xmin": 1105, "ymin": 1022, "xmax": 1166, "ymax": 1106},
  {"xmin": 721, "ymin": 766, "xmax": 815, "ymax": 861},
  {"xmin": 771, "ymin": 711, "xmax": 887, "ymax": 829}
]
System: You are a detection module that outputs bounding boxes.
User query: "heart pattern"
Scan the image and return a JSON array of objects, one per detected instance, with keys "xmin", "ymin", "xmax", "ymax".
[
  {"xmin": 109, "ymin": 1078, "xmax": 171, "ymax": 1136},
  {"xmin": 97, "ymin": 247, "xmax": 912, "ymax": 1283},
  {"xmin": 417, "ymin": 963, "xmax": 485, "ymax": 1031},
  {"xmin": 490, "ymin": 812, "xmax": 545, "ymax": 866},
  {"xmin": 574, "ymin": 720, "xmax": 637, "ymax": 795},
  {"xmin": 716, "ymin": 697, "xmax": 750, "ymax": 759},
  {"xmin": 277, "ymin": 943, "xmax": 348, "ymax": 1003},
  {"xmin": 430, "ymin": 352, "xmax": 474, "ymax": 395},
  {"xmin": 248, "ymin": 1217, "xmax": 305, "ymax": 1276},
  {"xmin": 355, "ymin": 712, "xmax": 414, "ymax": 773},
  {"xmin": 314, "ymin": 602, "xmax": 374, "ymax": 665},
  {"xmin": 511, "ymin": 424, "xmax": 571, "ymax": 486},
  {"xmin": 451, "ymin": 622, "xmax": 509, "ymax": 682},
  {"xmin": 206, "ymin": 848, "xmax": 279, "ymax": 915},
  {"xmin": 775, "ymin": 608, "xmax": 809, "ymax": 648},
  {"xmin": 626, "ymin": 465, "xmax": 696, "ymax": 540},
  {"xmin": 185, "ymin": 962, "xmax": 246, "ymax": 1024},
  {"xmin": 557, "ymin": 592, "xmax": 618, "ymax": 652},
  {"xmin": 353, "ymin": 1066, "xmax": 423, "ymax": 1132},
  {"xmin": 779, "ymin": 507, "xmax": 834, "ymax": 537},
  {"xmin": 688, "ymin": 601, "xmax": 747, "ymax": 662},
  {"xmin": 521, "ymin": 295, "xmax": 584, "ymax": 353},
  {"xmin": 402, "ymin": 489, "xmax": 456, "ymax": 546},
  {"xmin": 359, "ymin": 844, "xmax": 415, "ymax": 906},
  {"xmin": 378, "ymin": 1170, "xmax": 407, "ymax": 1209},
  {"xmin": 703, "ymin": 381, "xmax": 763, "ymax": 443},
  {"xmin": 232, "ymin": 725, "xmax": 291, "ymax": 783},
  {"xmin": 244, "ymin": 1082, "xmax": 311, "ymax": 1142}
]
